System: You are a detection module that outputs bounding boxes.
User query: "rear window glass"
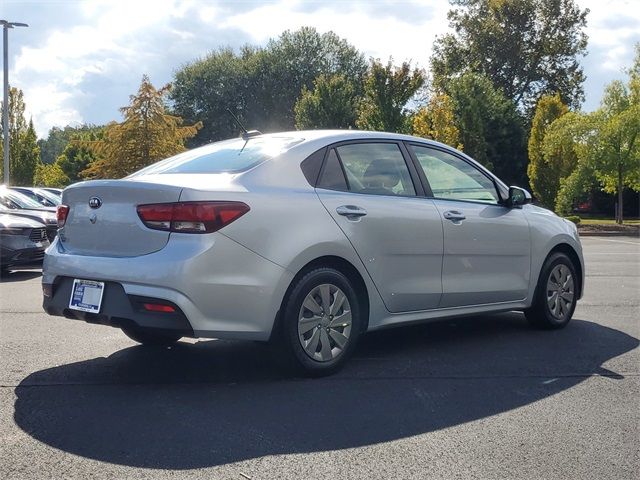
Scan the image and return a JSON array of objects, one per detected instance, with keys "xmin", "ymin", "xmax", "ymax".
[{"xmin": 130, "ymin": 136, "xmax": 304, "ymax": 176}]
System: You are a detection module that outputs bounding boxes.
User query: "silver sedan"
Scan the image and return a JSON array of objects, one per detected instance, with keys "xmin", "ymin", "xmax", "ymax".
[{"xmin": 42, "ymin": 130, "xmax": 584, "ymax": 375}]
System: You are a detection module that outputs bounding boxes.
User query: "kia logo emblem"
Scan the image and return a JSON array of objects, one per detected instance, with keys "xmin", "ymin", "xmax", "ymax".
[{"xmin": 88, "ymin": 197, "xmax": 102, "ymax": 209}]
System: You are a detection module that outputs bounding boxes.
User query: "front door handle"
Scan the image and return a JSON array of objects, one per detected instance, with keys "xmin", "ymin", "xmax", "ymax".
[
  {"xmin": 336, "ymin": 205, "xmax": 367, "ymax": 219},
  {"xmin": 443, "ymin": 210, "xmax": 466, "ymax": 221}
]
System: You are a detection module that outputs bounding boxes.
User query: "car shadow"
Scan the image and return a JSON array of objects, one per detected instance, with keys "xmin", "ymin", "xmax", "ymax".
[
  {"xmin": 0, "ymin": 268, "xmax": 42, "ymax": 282},
  {"xmin": 13, "ymin": 313, "xmax": 638, "ymax": 470}
]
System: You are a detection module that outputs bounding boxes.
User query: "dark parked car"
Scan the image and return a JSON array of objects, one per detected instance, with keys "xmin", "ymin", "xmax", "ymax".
[
  {"xmin": 10, "ymin": 186, "xmax": 62, "ymax": 207},
  {"xmin": 0, "ymin": 187, "xmax": 58, "ymax": 241},
  {"xmin": 0, "ymin": 203, "xmax": 58, "ymax": 242},
  {"xmin": 0, "ymin": 213, "xmax": 50, "ymax": 273}
]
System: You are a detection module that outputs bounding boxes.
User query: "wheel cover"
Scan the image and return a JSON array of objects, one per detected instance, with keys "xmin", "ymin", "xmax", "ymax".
[
  {"xmin": 546, "ymin": 264, "xmax": 575, "ymax": 320},
  {"xmin": 298, "ymin": 283, "xmax": 352, "ymax": 362}
]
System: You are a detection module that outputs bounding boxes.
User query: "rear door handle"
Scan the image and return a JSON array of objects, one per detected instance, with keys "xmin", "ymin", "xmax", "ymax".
[
  {"xmin": 336, "ymin": 205, "xmax": 367, "ymax": 219},
  {"xmin": 443, "ymin": 210, "xmax": 466, "ymax": 221}
]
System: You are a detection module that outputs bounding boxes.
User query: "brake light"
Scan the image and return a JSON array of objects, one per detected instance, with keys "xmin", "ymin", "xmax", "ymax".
[
  {"xmin": 136, "ymin": 201, "xmax": 250, "ymax": 234},
  {"xmin": 57, "ymin": 205, "xmax": 69, "ymax": 227}
]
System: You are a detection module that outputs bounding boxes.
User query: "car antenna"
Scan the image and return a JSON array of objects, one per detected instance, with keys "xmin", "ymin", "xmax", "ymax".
[{"xmin": 226, "ymin": 108, "xmax": 262, "ymax": 141}]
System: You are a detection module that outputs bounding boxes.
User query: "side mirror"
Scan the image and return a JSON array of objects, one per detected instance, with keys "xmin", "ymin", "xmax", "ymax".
[{"xmin": 507, "ymin": 186, "xmax": 532, "ymax": 208}]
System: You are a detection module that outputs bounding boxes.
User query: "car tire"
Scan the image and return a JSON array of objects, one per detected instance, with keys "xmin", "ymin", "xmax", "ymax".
[
  {"xmin": 121, "ymin": 327, "xmax": 182, "ymax": 346},
  {"xmin": 525, "ymin": 252, "xmax": 578, "ymax": 329},
  {"xmin": 279, "ymin": 267, "xmax": 362, "ymax": 377}
]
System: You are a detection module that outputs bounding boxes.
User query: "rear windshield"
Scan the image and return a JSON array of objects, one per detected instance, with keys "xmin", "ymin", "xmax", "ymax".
[{"xmin": 130, "ymin": 136, "xmax": 304, "ymax": 176}]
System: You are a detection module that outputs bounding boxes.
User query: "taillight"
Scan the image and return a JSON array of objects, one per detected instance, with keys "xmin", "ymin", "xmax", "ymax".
[
  {"xmin": 57, "ymin": 205, "xmax": 69, "ymax": 227},
  {"xmin": 136, "ymin": 201, "xmax": 250, "ymax": 234}
]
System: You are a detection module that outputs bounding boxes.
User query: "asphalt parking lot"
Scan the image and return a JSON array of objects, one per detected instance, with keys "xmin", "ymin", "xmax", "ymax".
[{"xmin": 0, "ymin": 236, "xmax": 638, "ymax": 480}]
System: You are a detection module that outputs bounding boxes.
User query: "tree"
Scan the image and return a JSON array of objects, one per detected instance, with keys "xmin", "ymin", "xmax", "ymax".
[
  {"xmin": 171, "ymin": 28, "xmax": 367, "ymax": 145},
  {"xmin": 446, "ymin": 72, "xmax": 526, "ymax": 185},
  {"xmin": 527, "ymin": 93, "xmax": 572, "ymax": 207},
  {"xmin": 12, "ymin": 120, "xmax": 40, "ymax": 186},
  {"xmin": 38, "ymin": 125, "xmax": 97, "ymax": 165},
  {"xmin": 431, "ymin": 0, "xmax": 588, "ymax": 114},
  {"xmin": 294, "ymin": 74, "xmax": 359, "ymax": 129},
  {"xmin": 0, "ymin": 88, "xmax": 40, "ymax": 185},
  {"xmin": 262, "ymin": 27, "xmax": 367, "ymax": 130},
  {"xmin": 554, "ymin": 47, "xmax": 640, "ymax": 222},
  {"xmin": 412, "ymin": 92, "xmax": 462, "ymax": 149},
  {"xmin": 33, "ymin": 161, "xmax": 69, "ymax": 187},
  {"xmin": 83, "ymin": 76, "xmax": 201, "ymax": 179},
  {"xmin": 56, "ymin": 127, "xmax": 103, "ymax": 183},
  {"xmin": 356, "ymin": 59, "xmax": 425, "ymax": 133}
]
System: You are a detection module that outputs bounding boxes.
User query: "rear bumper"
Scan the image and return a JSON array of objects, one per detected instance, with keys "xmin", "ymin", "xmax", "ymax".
[
  {"xmin": 42, "ymin": 232, "xmax": 293, "ymax": 341},
  {"xmin": 43, "ymin": 277, "xmax": 194, "ymax": 335}
]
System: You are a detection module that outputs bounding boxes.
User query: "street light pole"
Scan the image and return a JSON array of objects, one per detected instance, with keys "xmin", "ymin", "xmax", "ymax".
[{"xmin": 1, "ymin": 20, "xmax": 28, "ymax": 186}]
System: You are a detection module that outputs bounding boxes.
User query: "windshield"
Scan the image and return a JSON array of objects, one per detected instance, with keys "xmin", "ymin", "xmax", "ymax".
[
  {"xmin": 0, "ymin": 190, "xmax": 45, "ymax": 209},
  {"xmin": 130, "ymin": 136, "xmax": 304, "ymax": 176},
  {"xmin": 34, "ymin": 188, "xmax": 62, "ymax": 205}
]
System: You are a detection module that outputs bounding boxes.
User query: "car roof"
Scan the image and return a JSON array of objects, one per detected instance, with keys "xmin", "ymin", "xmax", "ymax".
[{"xmin": 257, "ymin": 129, "xmax": 453, "ymax": 149}]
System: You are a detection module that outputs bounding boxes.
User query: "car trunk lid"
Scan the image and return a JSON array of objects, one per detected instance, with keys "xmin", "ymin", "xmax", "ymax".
[{"xmin": 59, "ymin": 180, "xmax": 183, "ymax": 257}]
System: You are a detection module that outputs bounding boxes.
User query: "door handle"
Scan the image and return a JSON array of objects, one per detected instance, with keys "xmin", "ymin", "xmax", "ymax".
[
  {"xmin": 443, "ymin": 210, "xmax": 466, "ymax": 221},
  {"xmin": 336, "ymin": 205, "xmax": 367, "ymax": 219}
]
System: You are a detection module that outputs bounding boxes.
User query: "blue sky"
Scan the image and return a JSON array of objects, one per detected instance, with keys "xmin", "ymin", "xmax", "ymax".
[{"xmin": 1, "ymin": 0, "xmax": 639, "ymax": 138}]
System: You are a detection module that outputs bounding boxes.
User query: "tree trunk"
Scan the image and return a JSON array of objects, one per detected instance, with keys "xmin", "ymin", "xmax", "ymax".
[{"xmin": 617, "ymin": 162, "xmax": 624, "ymax": 225}]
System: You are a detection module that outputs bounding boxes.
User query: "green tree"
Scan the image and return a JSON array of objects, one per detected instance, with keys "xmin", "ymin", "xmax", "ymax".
[
  {"xmin": 13, "ymin": 119, "xmax": 40, "ymax": 185},
  {"xmin": 33, "ymin": 161, "xmax": 69, "ymax": 187},
  {"xmin": 56, "ymin": 126, "xmax": 103, "ymax": 183},
  {"xmin": 83, "ymin": 75, "xmax": 201, "ymax": 179},
  {"xmin": 431, "ymin": 0, "xmax": 588, "ymax": 114},
  {"xmin": 412, "ymin": 92, "xmax": 463, "ymax": 149},
  {"xmin": 527, "ymin": 93, "xmax": 572, "ymax": 207},
  {"xmin": 1, "ymin": 88, "xmax": 40, "ymax": 185},
  {"xmin": 37, "ymin": 124, "xmax": 97, "ymax": 165},
  {"xmin": 356, "ymin": 59, "xmax": 425, "ymax": 133},
  {"xmin": 446, "ymin": 72, "xmax": 526, "ymax": 185},
  {"xmin": 294, "ymin": 74, "xmax": 359, "ymax": 129},
  {"xmin": 171, "ymin": 28, "xmax": 366, "ymax": 145},
  {"xmin": 262, "ymin": 27, "xmax": 366, "ymax": 130},
  {"xmin": 554, "ymin": 47, "xmax": 640, "ymax": 222}
]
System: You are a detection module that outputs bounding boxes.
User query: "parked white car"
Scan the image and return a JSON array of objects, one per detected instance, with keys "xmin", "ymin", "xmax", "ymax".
[{"xmin": 43, "ymin": 130, "xmax": 584, "ymax": 375}]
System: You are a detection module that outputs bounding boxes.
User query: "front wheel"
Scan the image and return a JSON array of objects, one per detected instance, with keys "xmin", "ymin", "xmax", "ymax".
[
  {"xmin": 525, "ymin": 252, "xmax": 578, "ymax": 329},
  {"xmin": 121, "ymin": 327, "xmax": 182, "ymax": 346},
  {"xmin": 280, "ymin": 267, "xmax": 363, "ymax": 377}
]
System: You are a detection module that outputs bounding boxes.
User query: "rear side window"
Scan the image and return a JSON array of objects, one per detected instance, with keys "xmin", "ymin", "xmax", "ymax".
[
  {"xmin": 318, "ymin": 150, "xmax": 348, "ymax": 191},
  {"xmin": 334, "ymin": 143, "xmax": 416, "ymax": 196},
  {"xmin": 129, "ymin": 136, "xmax": 304, "ymax": 176}
]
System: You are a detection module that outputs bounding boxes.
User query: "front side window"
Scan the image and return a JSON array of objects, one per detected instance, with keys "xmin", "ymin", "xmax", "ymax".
[
  {"xmin": 410, "ymin": 145, "xmax": 499, "ymax": 204},
  {"xmin": 323, "ymin": 143, "xmax": 415, "ymax": 197}
]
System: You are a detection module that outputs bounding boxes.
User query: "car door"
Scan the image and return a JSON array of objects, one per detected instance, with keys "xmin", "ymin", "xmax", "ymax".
[
  {"xmin": 315, "ymin": 141, "xmax": 444, "ymax": 313},
  {"xmin": 407, "ymin": 144, "xmax": 531, "ymax": 308}
]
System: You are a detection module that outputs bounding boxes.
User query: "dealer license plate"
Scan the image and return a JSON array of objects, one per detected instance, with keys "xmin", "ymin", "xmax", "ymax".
[{"xmin": 69, "ymin": 279, "xmax": 105, "ymax": 314}]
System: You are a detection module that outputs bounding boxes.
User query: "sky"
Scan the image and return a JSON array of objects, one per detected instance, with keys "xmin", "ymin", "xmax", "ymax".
[{"xmin": 1, "ymin": 0, "xmax": 639, "ymax": 139}]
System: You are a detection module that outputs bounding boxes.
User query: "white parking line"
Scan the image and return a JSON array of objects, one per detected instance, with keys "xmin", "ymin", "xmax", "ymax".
[{"xmin": 585, "ymin": 238, "xmax": 640, "ymax": 246}]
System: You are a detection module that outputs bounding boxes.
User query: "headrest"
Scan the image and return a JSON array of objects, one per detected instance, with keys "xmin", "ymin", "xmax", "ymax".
[{"xmin": 362, "ymin": 160, "xmax": 401, "ymax": 189}]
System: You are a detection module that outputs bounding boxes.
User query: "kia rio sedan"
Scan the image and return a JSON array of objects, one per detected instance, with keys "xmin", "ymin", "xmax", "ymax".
[{"xmin": 43, "ymin": 131, "xmax": 584, "ymax": 376}]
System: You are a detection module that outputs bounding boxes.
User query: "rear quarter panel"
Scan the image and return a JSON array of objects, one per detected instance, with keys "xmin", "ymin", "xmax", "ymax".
[{"xmin": 178, "ymin": 145, "xmax": 390, "ymax": 329}]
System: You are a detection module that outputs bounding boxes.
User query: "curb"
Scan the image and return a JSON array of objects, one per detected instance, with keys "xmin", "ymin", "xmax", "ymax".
[{"xmin": 578, "ymin": 231, "xmax": 640, "ymax": 237}]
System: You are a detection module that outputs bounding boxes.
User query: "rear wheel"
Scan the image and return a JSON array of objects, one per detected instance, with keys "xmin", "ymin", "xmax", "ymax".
[
  {"xmin": 121, "ymin": 327, "xmax": 182, "ymax": 346},
  {"xmin": 280, "ymin": 267, "xmax": 362, "ymax": 377},
  {"xmin": 525, "ymin": 252, "xmax": 577, "ymax": 329}
]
